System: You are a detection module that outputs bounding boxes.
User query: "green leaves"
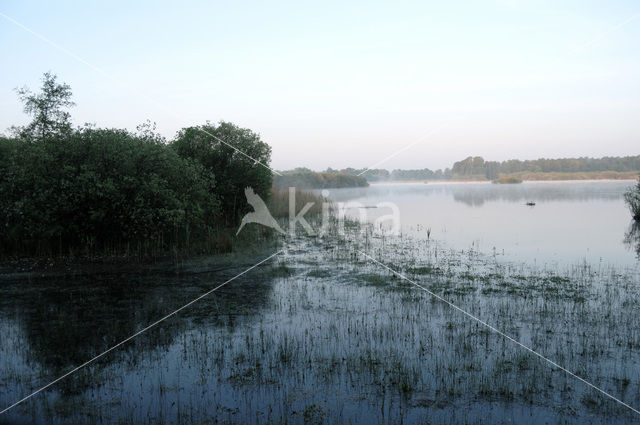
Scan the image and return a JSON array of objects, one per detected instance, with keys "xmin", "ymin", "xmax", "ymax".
[
  {"xmin": 171, "ymin": 121, "xmax": 273, "ymax": 226},
  {"xmin": 1, "ymin": 73, "xmax": 274, "ymax": 257},
  {"xmin": 15, "ymin": 72, "xmax": 75, "ymax": 141},
  {"xmin": 624, "ymin": 178, "xmax": 640, "ymax": 221},
  {"xmin": 0, "ymin": 127, "xmax": 222, "ymax": 256}
]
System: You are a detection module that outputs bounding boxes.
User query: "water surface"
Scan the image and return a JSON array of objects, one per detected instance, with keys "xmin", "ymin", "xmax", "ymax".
[
  {"xmin": 2, "ymin": 180, "xmax": 640, "ymax": 424},
  {"xmin": 325, "ymin": 180, "xmax": 639, "ymax": 268}
]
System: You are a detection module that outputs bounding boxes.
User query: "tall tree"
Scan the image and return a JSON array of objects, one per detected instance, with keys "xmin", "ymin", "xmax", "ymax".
[{"xmin": 15, "ymin": 72, "xmax": 75, "ymax": 140}]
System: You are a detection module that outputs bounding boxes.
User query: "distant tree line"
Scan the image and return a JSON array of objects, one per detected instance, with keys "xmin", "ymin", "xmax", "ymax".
[
  {"xmin": 0, "ymin": 73, "xmax": 273, "ymax": 258},
  {"xmin": 388, "ymin": 168, "xmax": 453, "ymax": 181},
  {"xmin": 329, "ymin": 167, "xmax": 453, "ymax": 182},
  {"xmin": 329, "ymin": 156, "xmax": 640, "ymax": 183},
  {"xmin": 452, "ymin": 156, "xmax": 640, "ymax": 180},
  {"xmin": 274, "ymin": 168, "xmax": 368, "ymax": 189}
]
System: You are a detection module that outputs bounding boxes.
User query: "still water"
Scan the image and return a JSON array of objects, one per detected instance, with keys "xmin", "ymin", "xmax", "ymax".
[
  {"xmin": 325, "ymin": 180, "xmax": 639, "ymax": 268},
  {"xmin": 1, "ymin": 180, "xmax": 640, "ymax": 424}
]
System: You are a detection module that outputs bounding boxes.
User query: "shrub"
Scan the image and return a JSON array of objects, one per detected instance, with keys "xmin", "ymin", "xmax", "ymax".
[
  {"xmin": 171, "ymin": 122, "xmax": 273, "ymax": 226},
  {"xmin": 0, "ymin": 128, "xmax": 220, "ymax": 257},
  {"xmin": 624, "ymin": 178, "xmax": 640, "ymax": 221},
  {"xmin": 492, "ymin": 176, "xmax": 523, "ymax": 184}
]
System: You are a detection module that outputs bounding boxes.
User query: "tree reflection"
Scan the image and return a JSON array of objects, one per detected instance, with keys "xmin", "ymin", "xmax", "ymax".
[
  {"xmin": 1, "ymin": 265, "xmax": 275, "ymax": 381},
  {"xmin": 624, "ymin": 221, "xmax": 640, "ymax": 259}
]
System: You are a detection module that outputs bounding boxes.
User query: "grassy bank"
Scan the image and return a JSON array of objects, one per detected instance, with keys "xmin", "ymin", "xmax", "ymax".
[
  {"xmin": 492, "ymin": 176, "xmax": 523, "ymax": 184},
  {"xmin": 502, "ymin": 170, "xmax": 639, "ymax": 181},
  {"xmin": 445, "ymin": 171, "xmax": 638, "ymax": 183}
]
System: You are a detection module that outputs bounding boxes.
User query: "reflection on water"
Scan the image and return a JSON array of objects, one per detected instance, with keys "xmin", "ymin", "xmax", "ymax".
[
  {"xmin": 1, "ymin": 181, "xmax": 639, "ymax": 424},
  {"xmin": 328, "ymin": 181, "xmax": 626, "ymax": 206},
  {"xmin": 624, "ymin": 222, "xmax": 640, "ymax": 259},
  {"xmin": 324, "ymin": 181, "xmax": 639, "ymax": 268},
  {"xmin": 2, "ymin": 235, "xmax": 639, "ymax": 424},
  {"xmin": 0, "ymin": 263, "xmax": 276, "ymax": 423}
]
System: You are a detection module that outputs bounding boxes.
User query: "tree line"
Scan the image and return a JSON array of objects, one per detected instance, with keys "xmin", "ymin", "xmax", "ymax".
[
  {"xmin": 273, "ymin": 168, "xmax": 368, "ymax": 189},
  {"xmin": 330, "ymin": 155, "xmax": 640, "ymax": 182},
  {"xmin": 451, "ymin": 155, "xmax": 640, "ymax": 180},
  {"xmin": 0, "ymin": 73, "xmax": 273, "ymax": 258}
]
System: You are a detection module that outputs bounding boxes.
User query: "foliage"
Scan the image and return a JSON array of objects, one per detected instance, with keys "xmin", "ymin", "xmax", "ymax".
[
  {"xmin": 0, "ymin": 73, "xmax": 274, "ymax": 258},
  {"xmin": 14, "ymin": 72, "xmax": 75, "ymax": 140},
  {"xmin": 389, "ymin": 168, "xmax": 452, "ymax": 181},
  {"xmin": 331, "ymin": 167, "xmax": 453, "ymax": 182},
  {"xmin": 500, "ymin": 170, "xmax": 638, "ymax": 181},
  {"xmin": 267, "ymin": 187, "xmax": 325, "ymax": 218},
  {"xmin": 624, "ymin": 177, "xmax": 640, "ymax": 221},
  {"xmin": 0, "ymin": 128, "xmax": 219, "ymax": 256},
  {"xmin": 329, "ymin": 167, "xmax": 390, "ymax": 182},
  {"xmin": 171, "ymin": 122, "xmax": 272, "ymax": 225},
  {"xmin": 492, "ymin": 176, "xmax": 523, "ymax": 184},
  {"xmin": 336, "ymin": 155, "xmax": 640, "ymax": 183},
  {"xmin": 453, "ymin": 155, "xmax": 640, "ymax": 179},
  {"xmin": 273, "ymin": 170, "xmax": 368, "ymax": 189}
]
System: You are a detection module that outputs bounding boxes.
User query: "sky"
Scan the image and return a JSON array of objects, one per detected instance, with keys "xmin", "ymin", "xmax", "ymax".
[{"xmin": 1, "ymin": 1, "xmax": 639, "ymax": 171}]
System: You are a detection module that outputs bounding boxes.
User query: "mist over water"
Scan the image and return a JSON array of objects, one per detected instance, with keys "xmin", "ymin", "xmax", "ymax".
[{"xmin": 325, "ymin": 180, "xmax": 640, "ymax": 268}]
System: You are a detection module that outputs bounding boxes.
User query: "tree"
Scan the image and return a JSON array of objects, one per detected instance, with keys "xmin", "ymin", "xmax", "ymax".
[
  {"xmin": 171, "ymin": 122, "xmax": 273, "ymax": 225},
  {"xmin": 484, "ymin": 161, "xmax": 500, "ymax": 180},
  {"xmin": 15, "ymin": 72, "xmax": 75, "ymax": 140},
  {"xmin": 624, "ymin": 177, "xmax": 640, "ymax": 221}
]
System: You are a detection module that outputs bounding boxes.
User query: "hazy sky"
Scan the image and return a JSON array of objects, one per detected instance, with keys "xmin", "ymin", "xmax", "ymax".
[{"xmin": 1, "ymin": 1, "xmax": 639, "ymax": 171}]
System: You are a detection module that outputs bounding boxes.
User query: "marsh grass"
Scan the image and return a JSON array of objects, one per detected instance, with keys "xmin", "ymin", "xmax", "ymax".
[
  {"xmin": 267, "ymin": 186, "xmax": 326, "ymax": 218},
  {"xmin": 492, "ymin": 176, "xmax": 523, "ymax": 184},
  {"xmin": 1, "ymin": 212, "xmax": 640, "ymax": 424}
]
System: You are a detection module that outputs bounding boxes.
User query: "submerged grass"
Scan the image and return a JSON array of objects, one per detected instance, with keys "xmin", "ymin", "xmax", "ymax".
[{"xmin": 1, "ymin": 213, "xmax": 640, "ymax": 424}]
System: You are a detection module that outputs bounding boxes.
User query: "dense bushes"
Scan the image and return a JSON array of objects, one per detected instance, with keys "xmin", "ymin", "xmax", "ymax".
[
  {"xmin": 0, "ymin": 124, "xmax": 273, "ymax": 257},
  {"xmin": 0, "ymin": 74, "xmax": 273, "ymax": 258},
  {"xmin": 1, "ymin": 128, "xmax": 216, "ymax": 256},
  {"xmin": 625, "ymin": 178, "xmax": 640, "ymax": 221},
  {"xmin": 172, "ymin": 122, "xmax": 272, "ymax": 225}
]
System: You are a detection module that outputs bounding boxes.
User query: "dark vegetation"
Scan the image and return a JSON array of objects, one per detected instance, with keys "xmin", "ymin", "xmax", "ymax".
[
  {"xmin": 273, "ymin": 168, "xmax": 368, "ymax": 189},
  {"xmin": 625, "ymin": 177, "xmax": 640, "ymax": 221},
  {"xmin": 451, "ymin": 155, "xmax": 640, "ymax": 181},
  {"xmin": 333, "ymin": 167, "xmax": 453, "ymax": 182},
  {"xmin": 312, "ymin": 155, "xmax": 639, "ymax": 184},
  {"xmin": 0, "ymin": 73, "xmax": 275, "ymax": 258},
  {"xmin": 492, "ymin": 176, "xmax": 523, "ymax": 184}
]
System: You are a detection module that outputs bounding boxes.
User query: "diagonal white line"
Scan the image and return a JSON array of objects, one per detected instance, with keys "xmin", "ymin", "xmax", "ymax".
[
  {"xmin": 0, "ymin": 250, "xmax": 283, "ymax": 416},
  {"xmin": 357, "ymin": 119, "xmax": 459, "ymax": 176},
  {"xmin": 357, "ymin": 249, "xmax": 640, "ymax": 417},
  {"xmin": 570, "ymin": 13, "xmax": 640, "ymax": 54},
  {"xmin": 196, "ymin": 126, "xmax": 280, "ymax": 174},
  {"xmin": 0, "ymin": 12, "xmax": 282, "ymax": 176}
]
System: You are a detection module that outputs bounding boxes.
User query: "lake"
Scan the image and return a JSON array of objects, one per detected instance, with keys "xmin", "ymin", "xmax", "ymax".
[
  {"xmin": 325, "ymin": 180, "xmax": 640, "ymax": 268},
  {"xmin": 1, "ymin": 180, "xmax": 640, "ymax": 424}
]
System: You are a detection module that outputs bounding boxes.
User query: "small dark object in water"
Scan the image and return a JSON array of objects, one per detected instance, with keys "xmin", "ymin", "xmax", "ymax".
[{"xmin": 526, "ymin": 201, "xmax": 536, "ymax": 206}]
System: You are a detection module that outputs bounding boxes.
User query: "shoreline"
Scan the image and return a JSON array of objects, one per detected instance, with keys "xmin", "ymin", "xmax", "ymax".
[
  {"xmin": 368, "ymin": 177, "xmax": 638, "ymax": 185},
  {"xmin": 0, "ymin": 242, "xmax": 279, "ymax": 281}
]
